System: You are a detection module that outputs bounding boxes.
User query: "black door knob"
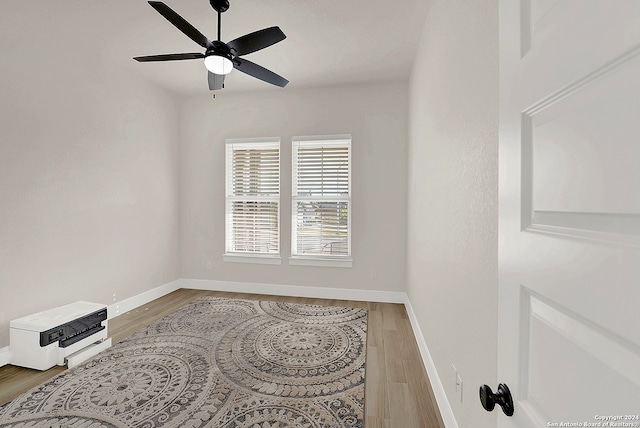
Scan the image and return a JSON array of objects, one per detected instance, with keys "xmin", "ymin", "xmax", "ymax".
[{"xmin": 479, "ymin": 383, "xmax": 514, "ymax": 416}]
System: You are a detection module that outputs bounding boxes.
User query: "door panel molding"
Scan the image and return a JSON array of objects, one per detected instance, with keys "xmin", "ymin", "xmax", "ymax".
[
  {"xmin": 527, "ymin": 288, "xmax": 640, "ymax": 388},
  {"xmin": 520, "ymin": 0, "xmax": 531, "ymax": 57},
  {"xmin": 521, "ymin": 0, "xmax": 565, "ymax": 58},
  {"xmin": 521, "ymin": 45, "xmax": 640, "ymax": 245},
  {"xmin": 518, "ymin": 286, "xmax": 640, "ymax": 421}
]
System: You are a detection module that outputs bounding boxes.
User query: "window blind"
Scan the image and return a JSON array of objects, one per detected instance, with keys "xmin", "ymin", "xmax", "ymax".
[
  {"xmin": 225, "ymin": 139, "xmax": 280, "ymax": 255},
  {"xmin": 292, "ymin": 137, "xmax": 351, "ymax": 258}
]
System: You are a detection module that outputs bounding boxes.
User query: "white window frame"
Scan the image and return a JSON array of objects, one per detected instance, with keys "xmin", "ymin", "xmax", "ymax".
[
  {"xmin": 290, "ymin": 134, "xmax": 353, "ymax": 268},
  {"xmin": 224, "ymin": 137, "xmax": 281, "ymax": 265}
]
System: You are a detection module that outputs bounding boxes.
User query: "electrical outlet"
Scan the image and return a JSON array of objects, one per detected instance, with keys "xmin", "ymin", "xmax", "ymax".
[{"xmin": 206, "ymin": 261, "xmax": 212, "ymax": 270}]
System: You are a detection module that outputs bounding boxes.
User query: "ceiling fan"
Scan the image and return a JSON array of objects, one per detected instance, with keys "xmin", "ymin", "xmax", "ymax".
[{"xmin": 134, "ymin": 0, "xmax": 289, "ymax": 91}]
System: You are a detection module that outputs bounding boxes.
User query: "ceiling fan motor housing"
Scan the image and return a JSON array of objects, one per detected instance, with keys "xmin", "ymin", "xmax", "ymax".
[
  {"xmin": 210, "ymin": 0, "xmax": 229, "ymax": 13},
  {"xmin": 206, "ymin": 40, "xmax": 233, "ymax": 61}
]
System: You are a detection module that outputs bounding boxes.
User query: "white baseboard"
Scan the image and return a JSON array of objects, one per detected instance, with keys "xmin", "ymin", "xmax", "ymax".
[
  {"xmin": 107, "ymin": 279, "xmax": 181, "ymax": 319},
  {"xmin": 177, "ymin": 278, "xmax": 407, "ymax": 303},
  {"xmin": 403, "ymin": 296, "xmax": 458, "ymax": 428},
  {"xmin": 0, "ymin": 346, "xmax": 10, "ymax": 367}
]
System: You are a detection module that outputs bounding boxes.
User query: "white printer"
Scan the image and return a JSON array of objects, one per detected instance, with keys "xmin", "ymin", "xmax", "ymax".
[{"xmin": 10, "ymin": 301, "xmax": 112, "ymax": 370}]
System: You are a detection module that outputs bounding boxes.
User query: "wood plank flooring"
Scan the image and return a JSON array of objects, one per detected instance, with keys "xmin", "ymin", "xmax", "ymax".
[{"xmin": 0, "ymin": 289, "xmax": 444, "ymax": 427}]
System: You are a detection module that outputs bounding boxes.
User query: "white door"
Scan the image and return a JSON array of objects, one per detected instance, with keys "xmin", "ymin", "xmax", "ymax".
[{"xmin": 498, "ymin": 1, "xmax": 640, "ymax": 427}]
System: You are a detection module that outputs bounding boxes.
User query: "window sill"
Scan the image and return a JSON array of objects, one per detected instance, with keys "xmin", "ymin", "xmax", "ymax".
[
  {"xmin": 223, "ymin": 254, "xmax": 282, "ymax": 265},
  {"xmin": 288, "ymin": 256, "xmax": 353, "ymax": 268}
]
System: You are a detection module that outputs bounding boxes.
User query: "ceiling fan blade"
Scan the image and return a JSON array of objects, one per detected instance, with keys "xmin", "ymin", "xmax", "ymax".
[
  {"xmin": 134, "ymin": 53, "xmax": 204, "ymax": 62},
  {"xmin": 148, "ymin": 1, "xmax": 213, "ymax": 49},
  {"xmin": 208, "ymin": 72, "xmax": 225, "ymax": 90},
  {"xmin": 227, "ymin": 27, "xmax": 286, "ymax": 56},
  {"xmin": 234, "ymin": 57, "xmax": 288, "ymax": 87}
]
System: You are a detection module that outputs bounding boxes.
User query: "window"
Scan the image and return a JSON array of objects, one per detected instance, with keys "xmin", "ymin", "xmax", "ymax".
[
  {"xmin": 291, "ymin": 135, "xmax": 352, "ymax": 267},
  {"xmin": 224, "ymin": 138, "xmax": 281, "ymax": 264}
]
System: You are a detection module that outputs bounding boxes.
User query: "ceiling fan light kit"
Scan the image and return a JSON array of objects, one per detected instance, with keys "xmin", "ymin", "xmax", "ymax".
[
  {"xmin": 134, "ymin": 0, "xmax": 288, "ymax": 91},
  {"xmin": 204, "ymin": 55, "xmax": 233, "ymax": 75},
  {"xmin": 204, "ymin": 41, "xmax": 233, "ymax": 75}
]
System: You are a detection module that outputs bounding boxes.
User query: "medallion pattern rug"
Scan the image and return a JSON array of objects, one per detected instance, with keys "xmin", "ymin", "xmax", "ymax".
[{"xmin": 0, "ymin": 297, "xmax": 368, "ymax": 427}]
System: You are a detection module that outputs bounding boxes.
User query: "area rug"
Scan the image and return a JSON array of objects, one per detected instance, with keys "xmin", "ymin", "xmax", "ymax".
[{"xmin": 0, "ymin": 297, "xmax": 368, "ymax": 427}]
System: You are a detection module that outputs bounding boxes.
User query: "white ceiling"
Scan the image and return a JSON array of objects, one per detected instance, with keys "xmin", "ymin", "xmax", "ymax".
[{"xmin": 1, "ymin": 0, "xmax": 430, "ymax": 95}]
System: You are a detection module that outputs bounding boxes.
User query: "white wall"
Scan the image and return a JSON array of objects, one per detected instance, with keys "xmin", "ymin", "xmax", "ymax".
[
  {"xmin": 0, "ymin": 3, "xmax": 181, "ymax": 348},
  {"xmin": 407, "ymin": 1, "xmax": 499, "ymax": 427},
  {"xmin": 179, "ymin": 82, "xmax": 408, "ymax": 292}
]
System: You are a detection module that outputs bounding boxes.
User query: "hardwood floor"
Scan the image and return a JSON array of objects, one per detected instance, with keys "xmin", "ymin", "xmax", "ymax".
[{"xmin": 0, "ymin": 289, "xmax": 445, "ymax": 427}]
